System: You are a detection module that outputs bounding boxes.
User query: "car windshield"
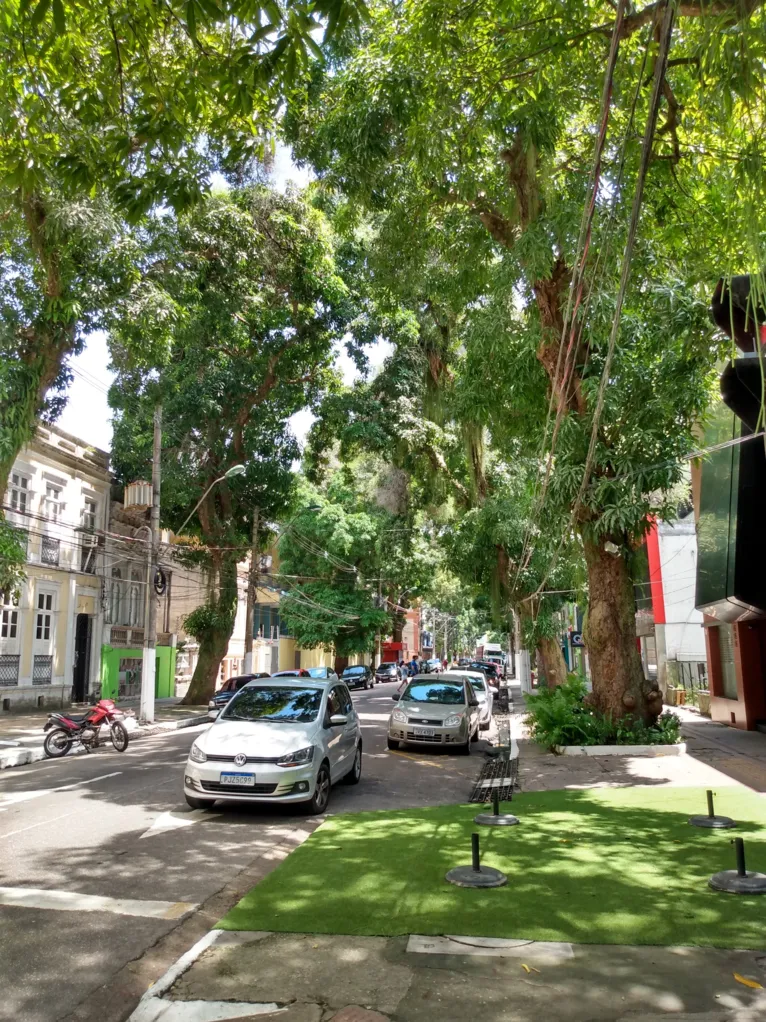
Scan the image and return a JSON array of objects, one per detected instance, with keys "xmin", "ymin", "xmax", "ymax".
[
  {"xmin": 469, "ymin": 678, "xmax": 486, "ymax": 693},
  {"xmin": 307, "ymin": 667, "xmax": 328, "ymax": 678},
  {"xmin": 403, "ymin": 682, "xmax": 465, "ymax": 704},
  {"xmin": 343, "ymin": 667, "xmax": 365, "ymax": 675},
  {"xmin": 223, "ymin": 686, "xmax": 323, "ymax": 723}
]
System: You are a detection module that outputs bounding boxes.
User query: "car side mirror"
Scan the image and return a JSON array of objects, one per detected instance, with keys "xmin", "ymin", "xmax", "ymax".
[
  {"xmin": 392, "ymin": 693, "xmax": 400, "ymax": 701},
  {"xmin": 329, "ymin": 714, "xmax": 348, "ymax": 727},
  {"xmin": 209, "ymin": 709, "xmax": 220, "ymax": 719}
]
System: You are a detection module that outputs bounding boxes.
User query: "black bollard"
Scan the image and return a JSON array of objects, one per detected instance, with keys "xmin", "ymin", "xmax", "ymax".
[
  {"xmin": 709, "ymin": 835, "xmax": 766, "ymax": 893},
  {"xmin": 735, "ymin": 838, "xmax": 747, "ymax": 878},
  {"xmin": 493, "ymin": 789, "xmax": 500, "ymax": 816},
  {"xmin": 471, "ymin": 833, "xmax": 481, "ymax": 872},
  {"xmin": 689, "ymin": 789, "xmax": 736, "ymax": 829}
]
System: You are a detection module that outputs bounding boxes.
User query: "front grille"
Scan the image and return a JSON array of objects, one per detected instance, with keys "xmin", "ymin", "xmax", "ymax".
[
  {"xmin": 200, "ymin": 780, "xmax": 278, "ymax": 794},
  {"xmin": 406, "ymin": 731, "xmax": 443, "ymax": 743},
  {"xmin": 205, "ymin": 753, "xmax": 279, "ymax": 763},
  {"xmin": 407, "ymin": 718, "xmax": 442, "ymax": 726}
]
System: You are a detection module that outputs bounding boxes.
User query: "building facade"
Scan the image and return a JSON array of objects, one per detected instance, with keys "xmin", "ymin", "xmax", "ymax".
[{"xmin": 1, "ymin": 425, "xmax": 111, "ymax": 710}]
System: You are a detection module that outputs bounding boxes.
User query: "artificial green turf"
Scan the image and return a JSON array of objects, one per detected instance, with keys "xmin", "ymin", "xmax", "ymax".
[{"xmin": 218, "ymin": 786, "xmax": 766, "ymax": 949}]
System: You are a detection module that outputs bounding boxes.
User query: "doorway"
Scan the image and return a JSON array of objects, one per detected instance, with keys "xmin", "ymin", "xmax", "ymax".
[{"xmin": 73, "ymin": 614, "xmax": 92, "ymax": 702}]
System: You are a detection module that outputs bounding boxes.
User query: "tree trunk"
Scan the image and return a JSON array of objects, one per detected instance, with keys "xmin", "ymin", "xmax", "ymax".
[
  {"xmin": 582, "ymin": 536, "xmax": 662, "ymax": 723},
  {"xmin": 537, "ymin": 635, "xmax": 568, "ymax": 687},
  {"xmin": 183, "ymin": 618, "xmax": 234, "ymax": 705},
  {"xmin": 182, "ymin": 555, "xmax": 238, "ymax": 705}
]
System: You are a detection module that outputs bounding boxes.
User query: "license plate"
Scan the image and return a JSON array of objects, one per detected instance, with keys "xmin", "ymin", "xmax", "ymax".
[
  {"xmin": 413, "ymin": 728, "xmax": 435, "ymax": 737},
  {"xmin": 220, "ymin": 772, "xmax": 255, "ymax": 787}
]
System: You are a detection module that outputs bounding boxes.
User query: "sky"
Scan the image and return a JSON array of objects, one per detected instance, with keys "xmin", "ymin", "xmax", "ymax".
[{"xmin": 57, "ymin": 145, "xmax": 393, "ymax": 456}]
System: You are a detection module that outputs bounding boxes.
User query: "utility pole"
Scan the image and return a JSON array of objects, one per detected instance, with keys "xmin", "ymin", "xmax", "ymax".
[
  {"xmin": 243, "ymin": 508, "xmax": 259, "ymax": 675},
  {"xmin": 140, "ymin": 404, "xmax": 162, "ymax": 724}
]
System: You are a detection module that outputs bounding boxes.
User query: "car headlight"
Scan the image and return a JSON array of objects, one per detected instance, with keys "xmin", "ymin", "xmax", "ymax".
[
  {"xmin": 189, "ymin": 741, "xmax": 207, "ymax": 763},
  {"xmin": 208, "ymin": 700, "xmax": 216, "ymax": 709},
  {"xmin": 276, "ymin": 746, "xmax": 315, "ymax": 768},
  {"xmin": 443, "ymin": 714, "xmax": 463, "ymax": 727},
  {"xmin": 392, "ymin": 709, "xmax": 407, "ymax": 723}
]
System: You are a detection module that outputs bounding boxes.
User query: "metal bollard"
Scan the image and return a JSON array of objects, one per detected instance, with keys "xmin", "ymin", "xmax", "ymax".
[
  {"xmin": 492, "ymin": 789, "xmax": 500, "ymax": 816},
  {"xmin": 734, "ymin": 838, "xmax": 747, "ymax": 878},
  {"xmin": 707, "ymin": 789, "xmax": 715, "ymax": 818},
  {"xmin": 471, "ymin": 833, "xmax": 481, "ymax": 872}
]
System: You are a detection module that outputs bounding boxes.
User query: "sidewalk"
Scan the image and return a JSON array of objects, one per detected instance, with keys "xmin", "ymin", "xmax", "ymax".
[
  {"xmin": 117, "ymin": 689, "xmax": 766, "ymax": 1022},
  {"xmin": 0, "ymin": 697, "xmax": 208, "ymax": 769}
]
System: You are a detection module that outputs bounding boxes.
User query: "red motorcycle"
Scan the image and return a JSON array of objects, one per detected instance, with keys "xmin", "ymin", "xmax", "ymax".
[{"xmin": 43, "ymin": 699, "xmax": 131, "ymax": 758}]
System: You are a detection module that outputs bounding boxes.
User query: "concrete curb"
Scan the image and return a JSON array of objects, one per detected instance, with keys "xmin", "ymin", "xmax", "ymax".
[
  {"xmin": 0, "ymin": 713, "xmax": 207, "ymax": 770},
  {"xmin": 553, "ymin": 742, "xmax": 687, "ymax": 757}
]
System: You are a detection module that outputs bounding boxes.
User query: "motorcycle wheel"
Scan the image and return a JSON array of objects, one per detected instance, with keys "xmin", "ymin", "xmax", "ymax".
[
  {"xmin": 110, "ymin": 720, "xmax": 129, "ymax": 752},
  {"xmin": 44, "ymin": 729, "xmax": 72, "ymax": 758}
]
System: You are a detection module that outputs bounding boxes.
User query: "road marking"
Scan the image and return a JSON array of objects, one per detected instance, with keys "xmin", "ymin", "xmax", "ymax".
[
  {"xmin": 388, "ymin": 750, "xmax": 449, "ymax": 770},
  {"xmin": 0, "ymin": 886, "xmax": 197, "ymax": 919},
  {"xmin": 139, "ymin": 809, "xmax": 207, "ymax": 839},
  {"xmin": 0, "ymin": 809, "xmax": 80, "ymax": 839},
  {"xmin": 0, "ymin": 771, "xmax": 123, "ymax": 811}
]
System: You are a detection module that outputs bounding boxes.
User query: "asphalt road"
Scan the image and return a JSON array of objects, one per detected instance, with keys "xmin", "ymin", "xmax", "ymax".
[{"xmin": 0, "ymin": 680, "xmax": 493, "ymax": 1022}]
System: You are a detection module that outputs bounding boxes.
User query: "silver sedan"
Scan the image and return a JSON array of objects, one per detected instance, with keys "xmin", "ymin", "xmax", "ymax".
[{"xmin": 387, "ymin": 674, "xmax": 480, "ymax": 754}]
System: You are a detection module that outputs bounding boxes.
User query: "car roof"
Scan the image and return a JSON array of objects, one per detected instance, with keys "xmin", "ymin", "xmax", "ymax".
[
  {"xmin": 242, "ymin": 677, "xmax": 327, "ymax": 690},
  {"xmin": 442, "ymin": 669, "xmax": 486, "ymax": 681},
  {"xmin": 343, "ymin": 665, "xmax": 367, "ymax": 671},
  {"xmin": 406, "ymin": 673, "xmax": 466, "ymax": 684}
]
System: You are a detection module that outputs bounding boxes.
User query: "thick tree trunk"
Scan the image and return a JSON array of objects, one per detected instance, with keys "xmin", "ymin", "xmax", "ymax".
[
  {"xmin": 537, "ymin": 635, "xmax": 568, "ymax": 687},
  {"xmin": 582, "ymin": 537, "xmax": 662, "ymax": 723},
  {"xmin": 183, "ymin": 619, "xmax": 235, "ymax": 705},
  {"xmin": 182, "ymin": 556, "xmax": 238, "ymax": 705}
]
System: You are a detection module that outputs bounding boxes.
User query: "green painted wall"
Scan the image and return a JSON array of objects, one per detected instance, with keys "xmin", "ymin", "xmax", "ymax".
[{"xmin": 100, "ymin": 645, "xmax": 177, "ymax": 701}]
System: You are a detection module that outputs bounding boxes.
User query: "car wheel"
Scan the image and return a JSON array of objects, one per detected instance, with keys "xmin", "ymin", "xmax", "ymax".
[
  {"xmin": 343, "ymin": 742, "xmax": 362, "ymax": 784},
  {"xmin": 457, "ymin": 739, "xmax": 471, "ymax": 755},
  {"xmin": 185, "ymin": 794, "xmax": 212, "ymax": 810},
  {"xmin": 387, "ymin": 737, "xmax": 400, "ymax": 751},
  {"xmin": 305, "ymin": 762, "xmax": 331, "ymax": 815},
  {"xmin": 471, "ymin": 727, "xmax": 480, "ymax": 742},
  {"xmin": 363, "ymin": 680, "xmax": 369, "ymax": 690}
]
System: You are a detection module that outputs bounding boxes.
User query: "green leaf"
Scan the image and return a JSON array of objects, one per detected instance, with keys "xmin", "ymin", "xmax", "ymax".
[
  {"xmin": 29, "ymin": 0, "xmax": 51, "ymax": 30},
  {"xmin": 51, "ymin": 0, "xmax": 64, "ymax": 34},
  {"xmin": 185, "ymin": 0, "xmax": 197, "ymax": 39}
]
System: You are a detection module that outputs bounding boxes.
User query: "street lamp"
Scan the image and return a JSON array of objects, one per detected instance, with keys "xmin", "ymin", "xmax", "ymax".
[{"xmin": 174, "ymin": 464, "xmax": 246, "ymax": 538}]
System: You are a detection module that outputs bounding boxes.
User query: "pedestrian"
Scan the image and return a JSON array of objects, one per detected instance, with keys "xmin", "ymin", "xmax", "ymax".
[{"xmin": 409, "ymin": 655, "xmax": 419, "ymax": 677}]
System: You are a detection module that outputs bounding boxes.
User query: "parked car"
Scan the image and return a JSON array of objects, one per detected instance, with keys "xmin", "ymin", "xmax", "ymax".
[
  {"xmin": 442, "ymin": 669, "xmax": 495, "ymax": 730},
  {"xmin": 341, "ymin": 664, "xmax": 374, "ymax": 690},
  {"xmin": 306, "ymin": 667, "xmax": 339, "ymax": 682},
  {"xmin": 424, "ymin": 657, "xmax": 443, "ymax": 674},
  {"xmin": 468, "ymin": 660, "xmax": 502, "ymax": 684},
  {"xmin": 208, "ymin": 673, "xmax": 271, "ymax": 720},
  {"xmin": 484, "ymin": 654, "xmax": 507, "ymax": 678},
  {"xmin": 375, "ymin": 662, "xmax": 401, "ymax": 684},
  {"xmin": 185, "ymin": 678, "xmax": 362, "ymax": 813},
  {"xmin": 273, "ymin": 669, "xmax": 312, "ymax": 678},
  {"xmin": 387, "ymin": 674, "xmax": 480, "ymax": 754}
]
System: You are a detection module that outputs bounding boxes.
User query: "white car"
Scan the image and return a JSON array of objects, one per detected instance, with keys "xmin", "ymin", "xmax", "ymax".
[
  {"xmin": 184, "ymin": 678, "xmax": 362, "ymax": 814},
  {"xmin": 442, "ymin": 670, "xmax": 496, "ymax": 730}
]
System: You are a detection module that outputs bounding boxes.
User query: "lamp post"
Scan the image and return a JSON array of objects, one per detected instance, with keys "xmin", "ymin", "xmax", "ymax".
[{"xmin": 174, "ymin": 464, "xmax": 246, "ymax": 539}]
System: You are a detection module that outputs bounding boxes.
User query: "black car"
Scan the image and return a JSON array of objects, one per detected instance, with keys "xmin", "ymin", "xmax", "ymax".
[
  {"xmin": 375, "ymin": 662, "xmax": 400, "ymax": 683},
  {"xmin": 208, "ymin": 673, "xmax": 270, "ymax": 718},
  {"xmin": 342, "ymin": 664, "xmax": 374, "ymax": 690},
  {"xmin": 468, "ymin": 661, "xmax": 502, "ymax": 683}
]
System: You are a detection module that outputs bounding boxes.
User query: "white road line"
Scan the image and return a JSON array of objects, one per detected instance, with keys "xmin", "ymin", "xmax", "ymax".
[
  {"xmin": 0, "ymin": 809, "xmax": 80, "ymax": 839},
  {"xmin": 139, "ymin": 809, "xmax": 207, "ymax": 839},
  {"xmin": 0, "ymin": 886, "xmax": 197, "ymax": 920},
  {"xmin": 0, "ymin": 771, "xmax": 123, "ymax": 811}
]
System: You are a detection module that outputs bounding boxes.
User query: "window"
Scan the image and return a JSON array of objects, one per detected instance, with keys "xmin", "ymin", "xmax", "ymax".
[
  {"xmin": 327, "ymin": 687, "xmax": 343, "ymax": 718},
  {"xmin": 9, "ymin": 473, "xmax": 29, "ymax": 514},
  {"xmin": 129, "ymin": 571, "xmax": 143, "ymax": 627},
  {"xmin": 36, "ymin": 592, "xmax": 53, "ymax": 642},
  {"xmin": 82, "ymin": 498, "xmax": 97, "ymax": 530},
  {"xmin": 80, "ymin": 535, "xmax": 97, "ymax": 574},
  {"xmin": 1, "ymin": 591, "xmax": 19, "ymax": 640},
  {"xmin": 107, "ymin": 569, "xmax": 122, "ymax": 625},
  {"xmin": 41, "ymin": 535, "xmax": 60, "ymax": 566},
  {"xmin": 339, "ymin": 685, "xmax": 353, "ymax": 715},
  {"xmin": 44, "ymin": 483, "xmax": 62, "ymax": 521}
]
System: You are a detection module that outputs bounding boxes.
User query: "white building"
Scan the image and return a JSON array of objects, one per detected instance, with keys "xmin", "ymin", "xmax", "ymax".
[{"xmin": 1, "ymin": 425, "xmax": 111, "ymax": 710}]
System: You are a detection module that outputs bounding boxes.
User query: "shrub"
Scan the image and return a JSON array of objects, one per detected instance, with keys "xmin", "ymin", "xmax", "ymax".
[{"xmin": 525, "ymin": 679, "xmax": 681, "ymax": 750}]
